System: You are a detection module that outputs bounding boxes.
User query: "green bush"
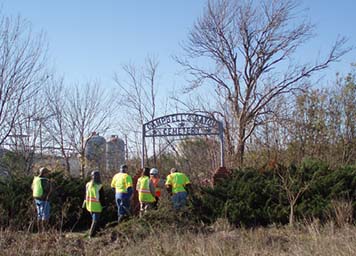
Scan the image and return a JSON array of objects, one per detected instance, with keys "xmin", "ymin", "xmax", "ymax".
[
  {"xmin": 0, "ymin": 172, "xmax": 117, "ymax": 231},
  {"xmin": 2, "ymin": 160, "xmax": 356, "ymax": 231},
  {"xmin": 195, "ymin": 161, "xmax": 356, "ymax": 227},
  {"xmin": 0, "ymin": 175, "xmax": 34, "ymax": 229},
  {"xmin": 299, "ymin": 164, "xmax": 356, "ymax": 220},
  {"xmin": 193, "ymin": 169, "xmax": 288, "ymax": 227}
]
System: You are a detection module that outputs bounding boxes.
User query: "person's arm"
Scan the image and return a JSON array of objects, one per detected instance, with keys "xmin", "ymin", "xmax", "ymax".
[
  {"xmin": 166, "ymin": 185, "xmax": 172, "ymax": 195},
  {"xmin": 82, "ymin": 184, "xmax": 88, "ymax": 208},
  {"xmin": 184, "ymin": 174, "xmax": 192, "ymax": 194},
  {"xmin": 149, "ymin": 180, "xmax": 156, "ymax": 197},
  {"xmin": 136, "ymin": 179, "xmax": 140, "ymax": 192},
  {"xmin": 184, "ymin": 174, "xmax": 191, "ymax": 186},
  {"xmin": 42, "ymin": 179, "xmax": 51, "ymax": 200},
  {"xmin": 185, "ymin": 183, "xmax": 192, "ymax": 195},
  {"xmin": 127, "ymin": 186, "xmax": 133, "ymax": 198},
  {"xmin": 165, "ymin": 175, "xmax": 172, "ymax": 195},
  {"xmin": 111, "ymin": 175, "xmax": 116, "ymax": 190},
  {"xmin": 99, "ymin": 186, "xmax": 105, "ymax": 207},
  {"xmin": 126, "ymin": 175, "xmax": 133, "ymax": 198}
]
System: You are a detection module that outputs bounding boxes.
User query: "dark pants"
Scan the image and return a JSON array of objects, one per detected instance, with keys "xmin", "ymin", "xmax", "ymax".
[
  {"xmin": 172, "ymin": 191, "xmax": 187, "ymax": 210},
  {"xmin": 115, "ymin": 195, "xmax": 130, "ymax": 217},
  {"xmin": 34, "ymin": 199, "xmax": 50, "ymax": 220},
  {"xmin": 89, "ymin": 213, "xmax": 100, "ymax": 238},
  {"xmin": 153, "ymin": 196, "xmax": 159, "ymax": 209}
]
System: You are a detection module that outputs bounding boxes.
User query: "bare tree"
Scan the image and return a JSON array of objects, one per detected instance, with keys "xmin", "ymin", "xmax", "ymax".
[
  {"xmin": 177, "ymin": 0, "xmax": 350, "ymax": 167},
  {"xmin": 277, "ymin": 165, "xmax": 316, "ymax": 226},
  {"xmin": 176, "ymin": 137, "xmax": 220, "ymax": 180},
  {"xmin": 334, "ymin": 70, "xmax": 356, "ymax": 165},
  {"xmin": 43, "ymin": 76, "xmax": 72, "ymax": 175},
  {"xmin": 114, "ymin": 56, "xmax": 161, "ymax": 166},
  {"xmin": 274, "ymin": 68, "xmax": 356, "ymax": 168},
  {"xmin": 245, "ymin": 93, "xmax": 292, "ymax": 167},
  {"xmin": 7, "ymin": 90, "xmax": 46, "ymax": 174},
  {"xmin": 0, "ymin": 15, "xmax": 47, "ymax": 146},
  {"xmin": 66, "ymin": 82, "xmax": 115, "ymax": 177}
]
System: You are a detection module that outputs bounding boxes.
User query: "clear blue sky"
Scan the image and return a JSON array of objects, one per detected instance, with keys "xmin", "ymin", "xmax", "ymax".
[{"xmin": 1, "ymin": 0, "xmax": 355, "ymax": 90}]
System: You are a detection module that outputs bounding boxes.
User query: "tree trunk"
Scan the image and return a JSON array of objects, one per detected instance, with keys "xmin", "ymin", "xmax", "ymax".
[
  {"xmin": 237, "ymin": 126, "xmax": 246, "ymax": 167},
  {"xmin": 153, "ymin": 136, "xmax": 157, "ymax": 166},
  {"xmin": 79, "ymin": 152, "xmax": 85, "ymax": 178},
  {"xmin": 64, "ymin": 156, "xmax": 71, "ymax": 177},
  {"xmin": 237, "ymin": 142, "xmax": 245, "ymax": 167},
  {"xmin": 289, "ymin": 203, "xmax": 295, "ymax": 227},
  {"xmin": 224, "ymin": 120, "xmax": 235, "ymax": 164}
]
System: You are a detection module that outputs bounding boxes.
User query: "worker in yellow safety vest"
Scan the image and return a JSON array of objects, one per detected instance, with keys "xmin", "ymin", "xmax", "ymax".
[
  {"xmin": 83, "ymin": 170, "xmax": 104, "ymax": 238},
  {"xmin": 136, "ymin": 167, "xmax": 156, "ymax": 217},
  {"xmin": 165, "ymin": 168, "xmax": 191, "ymax": 210},
  {"xmin": 149, "ymin": 168, "xmax": 164, "ymax": 208},
  {"xmin": 111, "ymin": 164, "xmax": 133, "ymax": 223},
  {"xmin": 32, "ymin": 167, "xmax": 52, "ymax": 232}
]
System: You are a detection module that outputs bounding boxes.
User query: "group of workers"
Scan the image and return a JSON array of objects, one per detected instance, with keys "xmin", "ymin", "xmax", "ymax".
[{"xmin": 31, "ymin": 164, "xmax": 191, "ymax": 237}]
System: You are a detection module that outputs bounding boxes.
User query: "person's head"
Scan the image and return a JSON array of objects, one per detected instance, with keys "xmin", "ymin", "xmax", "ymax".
[
  {"xmin": 119, "ymin": 164, "xmax": 128, "ymax": 173},
  {"xmin": 150, "ymin": 168, "xmax": 159, "ymax": 176},
  {"xmin": 170, "ymin": 168, "xmax": 178, "ymax": 174},
  {"xmin": 38, "ymin": 167, "xmax": 49, "ymax": 177},
  {"xmin": 91, "ymin": 170, "xmax": 101, "ymax": 184},
  {"xmin": 142, "ymin": 167, "xmax": 150, "ymax": 177}
]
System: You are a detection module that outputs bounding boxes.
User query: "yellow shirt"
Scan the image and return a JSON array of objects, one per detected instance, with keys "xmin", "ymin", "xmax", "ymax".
[
  {"xmin": 111, "ymin": 172, "xmax": 133, "ymax": 193},
  {"xmin": 165, "ymin": 172, "xmax": 190, "ymax": 193}
]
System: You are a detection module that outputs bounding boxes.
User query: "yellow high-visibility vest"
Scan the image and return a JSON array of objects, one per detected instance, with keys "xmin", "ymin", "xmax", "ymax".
[
  {"xmin": 32, "ymin": 176, "xmax": 47, "ymax": 198},
  {"xmin": 138, "ymin": 176, "xmax": 155, "ymax": 203},
  {"xmin": 85, "ymin": 181, "xmax": 103, "ymax": 213}
]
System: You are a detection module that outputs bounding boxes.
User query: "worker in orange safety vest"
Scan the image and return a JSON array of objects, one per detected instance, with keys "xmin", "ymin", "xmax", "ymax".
[{"xmin": 149, "ymin": 168, "xmax": 165, "ymax": 208}]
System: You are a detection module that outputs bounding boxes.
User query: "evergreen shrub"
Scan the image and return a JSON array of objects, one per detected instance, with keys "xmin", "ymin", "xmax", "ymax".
[
  {"xmin": 0, "ymin": 172, "xmax": 117, "ymax": 231},
  {"xmin": 194, "ymin": 160, "xmax": 356, "ymax": 227}
]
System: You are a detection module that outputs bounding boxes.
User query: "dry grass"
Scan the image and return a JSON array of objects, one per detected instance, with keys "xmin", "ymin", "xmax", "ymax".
[
  {"xmin": 329, "ymin": 200, "xmax": 354, "ymax": 227},
  {"xmin": 1, "ymin": 220, "xmax": 356, "ymax": 256}
]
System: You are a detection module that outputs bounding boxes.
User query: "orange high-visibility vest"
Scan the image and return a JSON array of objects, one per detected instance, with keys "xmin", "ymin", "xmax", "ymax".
[{"xmin": 150, "ymin": 177, "xmax": 161, "ymax": 197}]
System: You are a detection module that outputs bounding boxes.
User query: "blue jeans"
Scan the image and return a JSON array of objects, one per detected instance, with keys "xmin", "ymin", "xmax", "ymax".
[
  {"xmin": 35, "ymin": 199, "xmax": 50, "ymax": 220},
  {"xmin": 115, "ymin": 194, "xmax": 130, "ymax": 216},
  {"xmin": 91, "ymin": 212, "xmax": 100, "ymax": 221},
  {"xmin": 172, "ymin": 191, "xmax": 187, "ymax": 210}
]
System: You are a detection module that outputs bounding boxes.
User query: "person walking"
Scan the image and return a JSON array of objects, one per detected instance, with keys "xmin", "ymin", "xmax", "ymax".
[
  {"xmin": 165, "ymin": 168, "xmax": 191, "ymax": 210},
  {"xmin": 136, "ymin": 167, "xmax": 156, "ymax": 217},
  {"xmin": 32, "ymin": 167, "xmax": 52, "ymax": 232},
  {"xmin": 83, "ymin": 170, "xmax": 104, "ymax": 238},
  {"xmin": 111, "ymin": 164, "xmax": 133, "ymax": 223},
  {"xmin": 149, "ymin": 168, "xmax": 164, "ymax": 208}
]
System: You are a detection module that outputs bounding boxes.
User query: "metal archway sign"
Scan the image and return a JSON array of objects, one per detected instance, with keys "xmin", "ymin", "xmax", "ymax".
[{"xmin": 142, "ymin": 113, "xmax": 224, "ymax": 168}]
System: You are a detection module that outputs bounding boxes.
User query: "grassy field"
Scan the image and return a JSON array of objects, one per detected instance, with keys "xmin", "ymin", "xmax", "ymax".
[{"xmin": 1, "ymin": 219, "xmax": 356, "ymax": 256}]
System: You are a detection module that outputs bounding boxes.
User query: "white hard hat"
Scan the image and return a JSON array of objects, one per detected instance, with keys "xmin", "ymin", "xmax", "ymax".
[{"xmin": 150, "ymin": 168, "xmax": 159, "ymax": 175}]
